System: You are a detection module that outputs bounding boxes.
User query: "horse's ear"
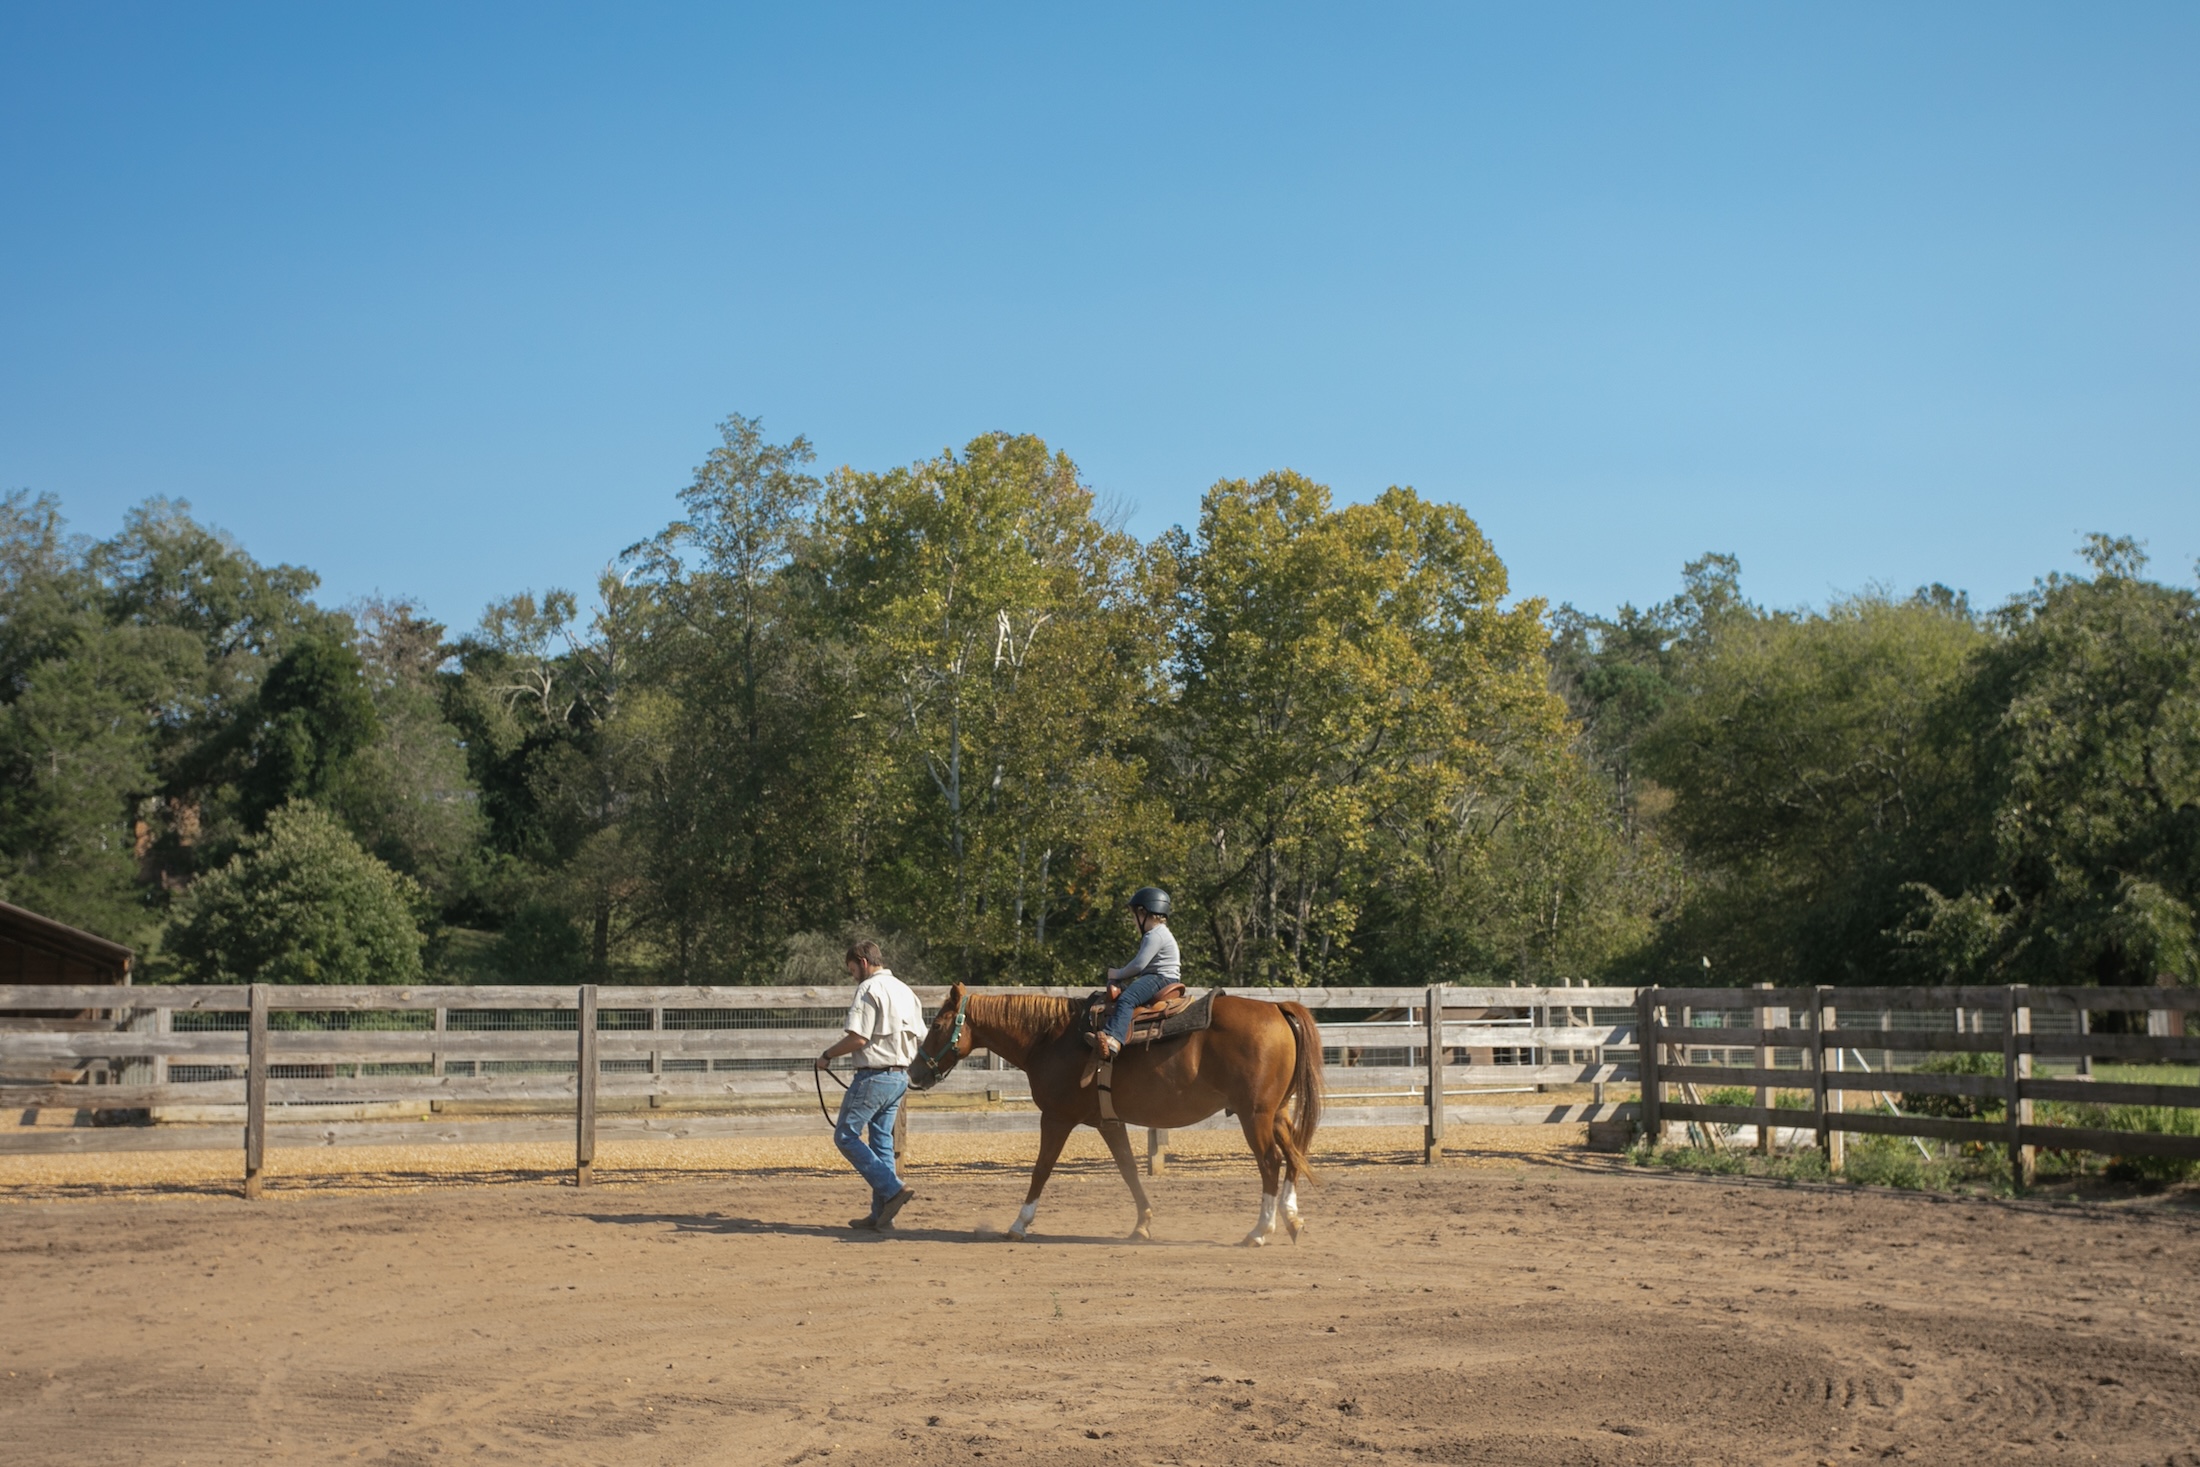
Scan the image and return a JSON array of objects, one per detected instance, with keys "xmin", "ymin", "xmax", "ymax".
[{"xmin": 948, "ymin": 981, "xmax": 967, "ymax": 999}]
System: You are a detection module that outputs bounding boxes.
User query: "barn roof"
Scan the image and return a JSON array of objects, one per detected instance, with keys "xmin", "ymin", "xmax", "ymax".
[{"xmin": 0, "ymin": 899, "xmax": 134, "ymax": 980}]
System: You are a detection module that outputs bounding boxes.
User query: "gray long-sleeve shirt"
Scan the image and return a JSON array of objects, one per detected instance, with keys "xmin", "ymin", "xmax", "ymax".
[{"xmin": 1110, "ymin": 924, "xmax": 1181, "ymax": 986}]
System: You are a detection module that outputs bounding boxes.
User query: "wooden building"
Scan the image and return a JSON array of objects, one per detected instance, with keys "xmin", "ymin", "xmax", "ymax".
[{"xmin": 0, "ymin": 899, "xmax": 134, "ymax": 986}]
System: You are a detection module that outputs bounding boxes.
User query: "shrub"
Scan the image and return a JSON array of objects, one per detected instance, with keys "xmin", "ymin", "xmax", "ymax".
[
  {"xmin": 1900, "ymin": 1050, "xmax": 2004, "ymax": 1121},
  {"xmin": 2042, "ymin": 1099, "xmax": 2200, "ymax": 1187},
  {"xmin": 168, "ymin": 800, "xmax": 425, "ymax": 984}
]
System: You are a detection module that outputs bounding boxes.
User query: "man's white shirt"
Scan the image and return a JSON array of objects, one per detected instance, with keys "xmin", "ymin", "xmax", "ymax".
[{"xmin": 844, "ymin": 969, "xmax": 926, "ymax": 1068}]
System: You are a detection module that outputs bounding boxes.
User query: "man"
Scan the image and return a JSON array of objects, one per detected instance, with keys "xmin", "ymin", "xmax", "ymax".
[
  {"xmin": 816, "ymin": 940, "xmax": 925, "ymax": 1231},
  {"xmin": 1090, "ymin": 887, "xmax": 1181, "ymax": 1059}
]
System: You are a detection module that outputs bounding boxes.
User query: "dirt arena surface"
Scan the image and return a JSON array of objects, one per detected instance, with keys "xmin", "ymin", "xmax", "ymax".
[{"xmin": 4, "ymin": 1127, "xmax": 2198, "ymax": 1466}]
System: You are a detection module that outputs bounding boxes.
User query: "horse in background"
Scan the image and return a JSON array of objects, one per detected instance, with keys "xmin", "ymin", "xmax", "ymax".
[{"xmin": 908, "ymin": 984, "xmax": 1323, "ymax": 1246}]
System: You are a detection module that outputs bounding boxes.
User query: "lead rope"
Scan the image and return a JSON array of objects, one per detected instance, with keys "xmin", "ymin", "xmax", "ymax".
[{"xmin": 815, "ymin": 1062, "xmax": 850, "ymax": 1127}]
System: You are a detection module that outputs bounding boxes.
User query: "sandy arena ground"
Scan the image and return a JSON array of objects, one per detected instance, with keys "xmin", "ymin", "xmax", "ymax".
[{"xmin": 3, "ymin": 1124, "xmax": 2198, "ymax": 1467}]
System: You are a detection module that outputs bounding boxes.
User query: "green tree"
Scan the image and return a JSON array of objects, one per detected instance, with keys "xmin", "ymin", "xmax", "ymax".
[
  {"xmin": 622, "ymin": 415, "xmax": 832, "ymax": 979},
  {"xmin": 167, "ymin": 800, "xmax": 425, "ymax": 984},
  {"xmin": 0, "ymin": 493, "xmax": 199, "ymax": 942},
  {"xmin": 1632, "ymin": 585, "xmax": 1986, "ymax": 984},
  {"xmin": 1900, "ymin": 537, "xmax": 2200, "ymax": 986},
  {"xmin": 814, "ymin": 432, "xmax": 1165, "ymax": 981},
  {"xmin": 229, "ymin": 635, "xmax": 382, "ymax": 829},
  {"xmin": 328, "ymin": 598, "xmax": 487, "ymax": 911},
  {"xmin": 1164, "ymin": 472, "xmax": 1570, "ymax": 984}
]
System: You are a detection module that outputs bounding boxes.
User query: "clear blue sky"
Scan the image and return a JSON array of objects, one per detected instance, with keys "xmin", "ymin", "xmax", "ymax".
[{"xmin": 4, "ymin": 3, "xmax": 2195, "ymax": 631}]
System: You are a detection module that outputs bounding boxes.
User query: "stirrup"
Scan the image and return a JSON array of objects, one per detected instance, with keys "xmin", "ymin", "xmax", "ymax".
[{"xmin": 1087, "ymin": 1032, "xmax": 1120, "ymax": 1059}]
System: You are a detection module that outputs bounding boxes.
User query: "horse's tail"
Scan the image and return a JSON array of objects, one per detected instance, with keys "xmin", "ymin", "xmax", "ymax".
[{"xmin": 1277, "ymin": 1002, "xmax": 1323, "ymax": 1185}]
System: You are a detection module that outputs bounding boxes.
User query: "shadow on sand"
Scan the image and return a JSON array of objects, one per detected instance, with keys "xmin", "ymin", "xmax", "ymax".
[{"xmin": 579, "ymin": 1208, "xmax": 1218, "ymax": 1246}]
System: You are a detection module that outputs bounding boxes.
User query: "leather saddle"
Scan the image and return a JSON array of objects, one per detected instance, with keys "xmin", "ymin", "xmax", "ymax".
[{"xmin": 1081, "ymin": 985, "xmax": 1212, "ymax": 1047}]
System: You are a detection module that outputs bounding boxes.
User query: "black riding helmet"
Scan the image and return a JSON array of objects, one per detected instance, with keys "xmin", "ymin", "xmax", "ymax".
[{"xmin": 1129, "ymin": 886, "xmax": 1172, "ymax": 918}]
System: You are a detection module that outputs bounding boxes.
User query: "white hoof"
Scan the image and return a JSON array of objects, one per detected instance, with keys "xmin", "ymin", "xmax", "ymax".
[
  {"xmin": 1240, "ymin": 1191, "xmax": 1280, "ymax": 1248},
  {"xmin": 1004, "ymin": 1202, "xmax": 1037, "ymax": 1242}
]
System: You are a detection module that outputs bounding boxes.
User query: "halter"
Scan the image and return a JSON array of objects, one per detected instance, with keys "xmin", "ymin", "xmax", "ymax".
[{"xmin": 908, "ymin": 990, "xmax": 968, "ymax": 1090}]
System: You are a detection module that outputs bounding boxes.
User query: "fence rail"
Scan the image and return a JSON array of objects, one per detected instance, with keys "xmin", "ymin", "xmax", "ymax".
[
  {"xmin": 12, "ymin": 980, "xmax": 2196, "ymax": 1194},
  {"xmin": 1637, "ymin": 983, "xmax": 2200, "ymax": 1181},
  {"xmin": 2, "ymin": 982, "xmax": 1637, "ymax": 1190}
]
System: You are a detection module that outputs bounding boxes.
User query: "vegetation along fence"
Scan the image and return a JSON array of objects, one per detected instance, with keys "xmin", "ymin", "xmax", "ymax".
[
  {"xmin": 0, "ymin": 983, "xmax": 1636, "ymax": 1194},
  {"xmin": 1639, "ymin": 984, "xmax": 2200, "ymax": 1184}
]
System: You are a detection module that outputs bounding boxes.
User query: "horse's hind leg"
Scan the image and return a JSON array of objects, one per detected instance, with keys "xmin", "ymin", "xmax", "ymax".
[
  {"xmin": 1096, "ymin": 1120, "xmax": 1156, "ymax": 1241},
  {"xmin": 1006, "ymin": 1114, "xmax": 1074, "ymax": 1241},
  {"xmin": 1236, "ymin": 1107, "xmax": 1284, "ymax": 1247}
]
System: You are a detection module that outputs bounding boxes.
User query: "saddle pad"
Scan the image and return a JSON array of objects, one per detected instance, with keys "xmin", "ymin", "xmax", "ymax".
[{"xmin": 1083, "ymin": 988, "xmax": 1214, "ymax": 1047}]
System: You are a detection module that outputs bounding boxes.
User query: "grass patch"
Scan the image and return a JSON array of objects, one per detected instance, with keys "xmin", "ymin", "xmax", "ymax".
[
  {"xmin": 1626, "ymin": 1140, "xmax": 1829, "ymax": 1184},
  {"xmin": 1626, "ymin": 1134, "xmax": 2006, "ymax": 1192}
]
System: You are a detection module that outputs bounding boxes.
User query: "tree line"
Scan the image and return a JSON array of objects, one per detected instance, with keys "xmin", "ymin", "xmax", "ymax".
[{"xmin": 3, "ymin": 416, "xmax": 2193, "ymax": 990}]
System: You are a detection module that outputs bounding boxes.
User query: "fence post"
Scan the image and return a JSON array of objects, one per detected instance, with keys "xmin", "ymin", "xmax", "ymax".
[
  {"xmin": 1812, "ymin": 986, "xmax": 1840, "ymax": 1173},
  {"xmin": 2004, "ymin": 984, "xmax": 2033, "ymax": 1187},
  {"xmin": 1636, "ymin": 988, "xmax": 1660, "ymax": 1147},
  {"xmin": 244, "ymin": 984, "xmax": 267, "ymax": 1200},
  {"xmin": 154, "ymin": 1006, "xmax": 171, "ymax": 1088},
  {"xmin": 1754, "ymin": 982, "xmax": 1774, "ymax": 1154},
  {"xmin": 893, "ymin": 1098, "xmax": 909, "ymax": 1174},
  {"xmin": 1588, "ymin": 979, "xmax": 1608, "ymax": 1107},
  {"xmin": 576, "ymin": 984, "xmax": 598, "ymax": 1188},
  {"xmin": 1146, "ymin": 1127, "xmax": 1168, "ymax": 1176},
  {"xmin": 648, "ymin": 1006, "xmax": 664, "ymax": 1107},
  {"xmin": 1423, "ymin": 982, "xmax": 1445, "ymax": 1165}
]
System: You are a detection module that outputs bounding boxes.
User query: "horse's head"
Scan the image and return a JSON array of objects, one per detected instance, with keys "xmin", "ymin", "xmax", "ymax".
[{"xmin": 908, "ymin": 982, "xmax": 973, "ymax": 1091}]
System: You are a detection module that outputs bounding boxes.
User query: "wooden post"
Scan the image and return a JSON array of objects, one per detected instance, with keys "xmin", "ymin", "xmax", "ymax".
[
  {"xmin": 575, "ymin": 984, "xmax": 598, "ymax": 1188},
  {"xmin": 1588, "ymin": 979, "xmax": 1608, "ymax": 1106},
  {"xmin": 1423, "ymin": 982, "xmax": 1445, "ymax": 1165},
  {"xmin": 892, "ymin": 1098, "xmax": 909, "ymax": 1174},
  {"xmin": 1754, "ymin": 981, "xmax": 1774, "ymax": 1155},
  {"xmin": 1146, "ymin": 1127, "xmax": 1168, "ymax": 1176},
  {"xmin": 2004, "ymin": 985, "xmax": 2033, "ymax": 1187},
  {"xmin": 648, "ymin": 1006, "xmax": 664, "ymax": 1107},
  {"xmin": 1813, "ymin": 986, "xmax": 1842, "ymax": 1173},
  {"xmin": 2077, "ymin": 1008, "xmax": 2092, "ymax": 1079},
  {"xmin": 244, "ymin": 984, "xmax": 267, "ymax": 1200},
  {"xmin": 431, "ymin": 1004, "xmax": 445, "ymax": 1078},
  {"xmin": 1636, "ymin": 988, "xmax": 1660, "ymax": 1147},
  {"xmin": 154, "ymin": 1006, "xmax": 171, "ymax": 1087}
]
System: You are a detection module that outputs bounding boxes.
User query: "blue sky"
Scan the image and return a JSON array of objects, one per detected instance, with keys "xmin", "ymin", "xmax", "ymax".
[{"xmin": 3, "ymin": 3, "xmax": 2195, "ymax": 631}]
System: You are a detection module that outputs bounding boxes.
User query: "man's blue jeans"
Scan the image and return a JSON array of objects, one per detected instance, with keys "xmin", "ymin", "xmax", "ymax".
[
  {"xmin": 834, "ymin": 1067, "xmax": 909, "ymax": 1212},
  {"xmin": 1105, "ymin": 973, "xmax": 1176, "ymax": 1045}
]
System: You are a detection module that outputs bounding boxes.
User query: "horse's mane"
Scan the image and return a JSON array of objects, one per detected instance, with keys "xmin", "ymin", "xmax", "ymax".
[{"xmin": 971, "ymin": 993, "xmax": 1077, "ymax": 1046}]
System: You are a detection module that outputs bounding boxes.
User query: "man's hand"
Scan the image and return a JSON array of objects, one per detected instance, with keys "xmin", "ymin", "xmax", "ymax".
[{"xmin": 817, "ymin": 1031, "xmax": 866, "ymax": 1069}]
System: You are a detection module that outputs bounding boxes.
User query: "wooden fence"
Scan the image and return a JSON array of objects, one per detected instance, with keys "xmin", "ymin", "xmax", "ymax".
[
  {"xmin": 1639, "ymin": 983, "xmax": 2200, "ymax": 1183},
  {"xmin": 0, "ymin": 982, "xmax": 1639, "ymax": 1194}
]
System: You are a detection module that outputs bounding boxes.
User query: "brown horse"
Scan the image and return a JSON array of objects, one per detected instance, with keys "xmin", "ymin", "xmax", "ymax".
[{"xmin": 908, "ymin": 985, "xmax": 1323, "ymax": 1246}]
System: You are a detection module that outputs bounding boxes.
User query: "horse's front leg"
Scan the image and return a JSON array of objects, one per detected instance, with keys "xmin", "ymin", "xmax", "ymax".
[
  {"xmin": 1096, "ymin": 1119, "xmax": 1156, "ymax": 1241},
  {"xmin": 1006, "ymin": 1113, "xmax": 1075, "ymax": 1241}
]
